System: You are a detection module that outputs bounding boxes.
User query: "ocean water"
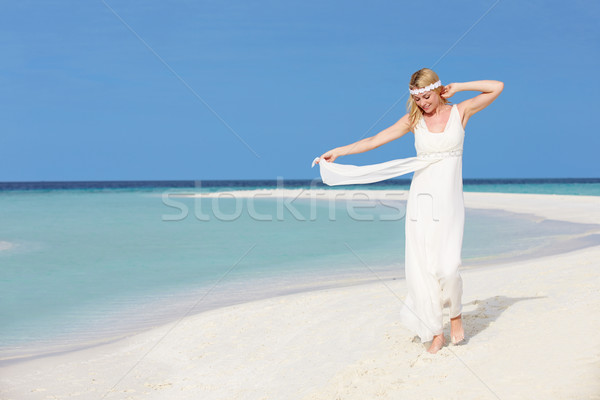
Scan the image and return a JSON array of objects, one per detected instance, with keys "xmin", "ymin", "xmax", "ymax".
[
  {"xmin": 1, "ymin": 177, "xmax": 600, "ymax": 195},
  {"xmin": 0, "ymin": 180, "xmax": 599, "ymax": 361}
]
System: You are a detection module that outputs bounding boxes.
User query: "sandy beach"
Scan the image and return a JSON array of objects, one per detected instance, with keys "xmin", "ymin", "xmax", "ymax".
[{"xmin": 1, "ymin": 191, "xmax": 599, "ymax": 399}]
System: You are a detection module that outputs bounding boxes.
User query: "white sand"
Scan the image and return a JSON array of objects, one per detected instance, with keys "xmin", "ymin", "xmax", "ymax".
[{"xmin": 1, "ymin": 192, "xmax": 599, "ymax": 399}]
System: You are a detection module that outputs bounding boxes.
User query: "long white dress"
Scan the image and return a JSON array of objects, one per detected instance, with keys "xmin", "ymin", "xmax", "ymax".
[{"xmin": 312, "ymin": 104, "xmax": 465, "ymax": 343}]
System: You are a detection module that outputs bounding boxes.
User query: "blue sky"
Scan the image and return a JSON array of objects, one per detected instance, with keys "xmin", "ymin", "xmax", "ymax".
[{"xmin": 1, "ymin": 1, "xmax": 598, "ymax": 181}]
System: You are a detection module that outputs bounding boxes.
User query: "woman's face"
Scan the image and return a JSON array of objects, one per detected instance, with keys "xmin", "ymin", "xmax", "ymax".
[{"xmin": 412, "ymin": 90, "xmax": 441, "ymax": 113}]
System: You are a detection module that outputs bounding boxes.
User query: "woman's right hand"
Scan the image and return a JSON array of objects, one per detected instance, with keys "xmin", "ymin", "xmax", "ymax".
[
  {"xmin": 315, "ymin": 148, "xmax": 342, "ymax": 164},
  {"xmin": 441, "ymin": 83, "xmax": 458, "ymax": 99}
]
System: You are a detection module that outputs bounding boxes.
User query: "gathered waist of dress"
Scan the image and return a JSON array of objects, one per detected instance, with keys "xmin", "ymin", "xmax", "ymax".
[{"xmin": 417, "ymin": 149, "xmax": 463, "ymax": 160}]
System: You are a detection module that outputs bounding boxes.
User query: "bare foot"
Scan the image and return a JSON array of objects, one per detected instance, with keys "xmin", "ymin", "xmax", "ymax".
[
  {"xmin": 450, "ymin": 314, "xmax": 465, "ymax": 344},
  {"xmin": 427, "ymin": 333, "xmax": 445, "ymax": 354}
]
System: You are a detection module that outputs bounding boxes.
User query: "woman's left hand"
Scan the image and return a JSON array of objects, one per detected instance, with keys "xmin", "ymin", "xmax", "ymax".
[{"xmin": 441, "ymin": 83, "xmax": 458, "ymax": 98}]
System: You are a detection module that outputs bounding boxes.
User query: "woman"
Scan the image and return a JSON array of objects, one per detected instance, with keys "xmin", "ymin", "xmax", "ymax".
[{"xmin": 313, "ymin": 68, "xmax": 503, "ymax": 353}]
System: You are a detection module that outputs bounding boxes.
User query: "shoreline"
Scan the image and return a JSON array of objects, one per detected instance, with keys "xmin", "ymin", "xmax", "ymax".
[
  {"xmin": 2, "ymin": 192, "xmax": 598, "ymax": 364},
  {"xmin": 1, "ymin": 191, "xmax": 599, "ymax": 399},
  {"xmin": 1, "ymin": 228, "xmax": 596, "ymax": 366},
  {"xmin": 4, "ymin": 226, "xmax": 596, "ymax": 365}
]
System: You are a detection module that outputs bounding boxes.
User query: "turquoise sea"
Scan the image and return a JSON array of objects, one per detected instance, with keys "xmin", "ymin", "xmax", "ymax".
[{"xmin": 1, "ymin": 179, "xmax": 599, "ymax": 361}]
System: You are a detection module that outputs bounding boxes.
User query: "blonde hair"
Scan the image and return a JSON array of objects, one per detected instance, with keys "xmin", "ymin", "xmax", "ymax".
[{"xmin": 406, "ymin": 68, "xmax": 450, "ymax": 130}]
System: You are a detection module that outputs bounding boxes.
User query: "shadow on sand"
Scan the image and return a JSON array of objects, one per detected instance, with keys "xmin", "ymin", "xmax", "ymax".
[{"xmin": 459, "ymin": 294, "xmax": 547, "ymax": 343}]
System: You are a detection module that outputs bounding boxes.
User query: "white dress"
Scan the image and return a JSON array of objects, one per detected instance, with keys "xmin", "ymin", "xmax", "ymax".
[
  {"xmin": 312, "ymin": 104, "xmax": 465, "ymax": 343},
  {"xmin": 399, "ymin": 104, "xmax": 464, "ymax": 342}
]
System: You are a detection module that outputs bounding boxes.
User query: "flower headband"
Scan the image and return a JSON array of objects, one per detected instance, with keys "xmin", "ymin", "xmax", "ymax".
[{"xmin": 409, "ymin": 80, "xmax": 442, "ymax": 95}]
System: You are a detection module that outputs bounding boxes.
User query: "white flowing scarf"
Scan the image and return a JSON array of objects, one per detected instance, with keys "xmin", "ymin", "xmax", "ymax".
[{"xmin": 311, "ymin": 150, "xmax": 462, "ymax": 186}]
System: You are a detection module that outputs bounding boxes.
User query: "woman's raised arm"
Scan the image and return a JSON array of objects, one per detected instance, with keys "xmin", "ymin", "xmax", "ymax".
[
  {"xmin": 315, "ymin": 113, "xmax": 412, "ymax": 164},
  {"xmin": 442, "ymin": 80, "xmax": 504, "ymax": 124}
]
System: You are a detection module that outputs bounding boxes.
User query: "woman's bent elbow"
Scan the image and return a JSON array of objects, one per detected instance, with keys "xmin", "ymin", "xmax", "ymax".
[{"xmin": 496, "ymin": 81, "xmax": 504, "ymax": 92}]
